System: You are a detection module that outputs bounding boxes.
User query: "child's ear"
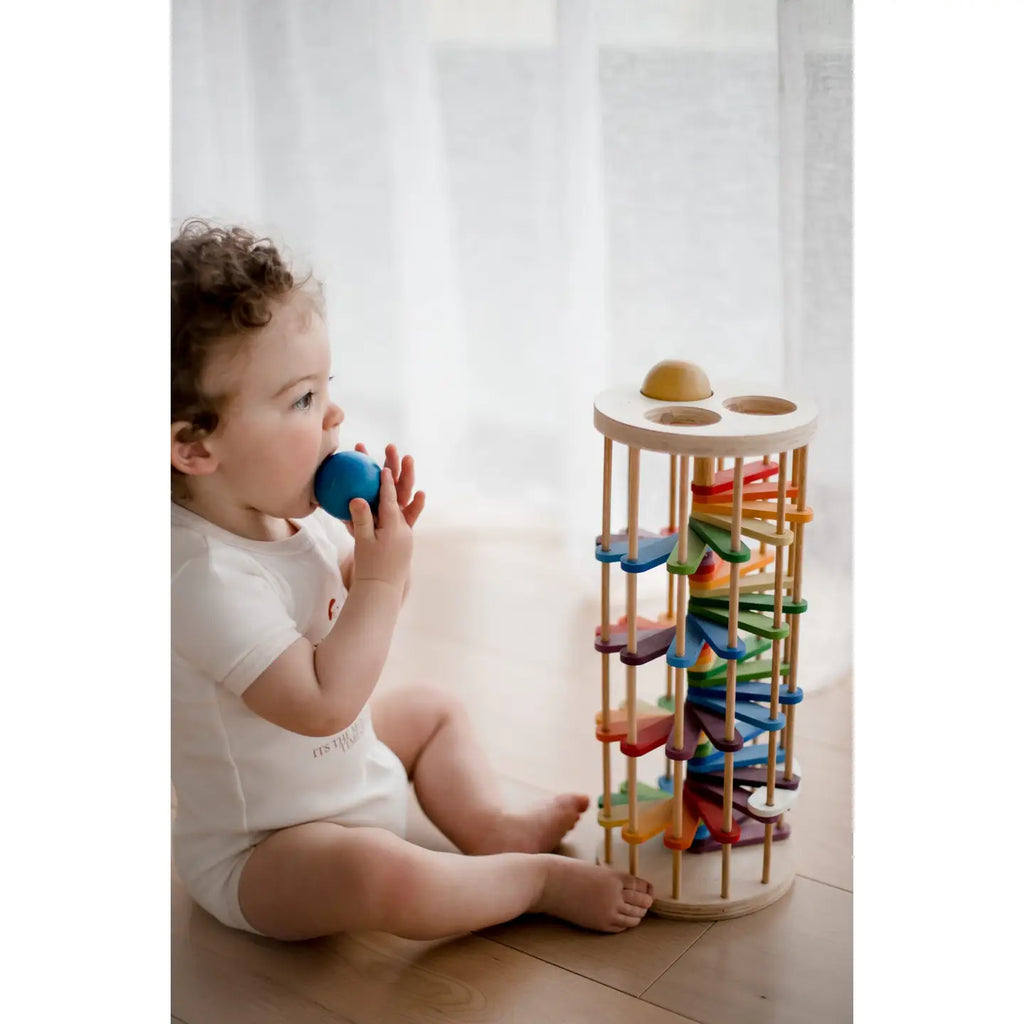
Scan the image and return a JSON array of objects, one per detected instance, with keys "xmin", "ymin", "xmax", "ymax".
[{"xmin": 171, "ymin": 421, "xmax": 219, "ymax": 477}]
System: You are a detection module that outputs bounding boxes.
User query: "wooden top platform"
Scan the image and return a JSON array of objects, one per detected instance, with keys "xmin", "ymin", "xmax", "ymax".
[{"xmin": 593, "ymin": 379, "xmax": 818, "ymax": 457}]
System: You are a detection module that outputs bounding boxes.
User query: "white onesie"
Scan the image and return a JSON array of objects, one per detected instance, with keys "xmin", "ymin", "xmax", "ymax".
[{"xmin": 171, "ymin": 503, "xmax": 409, "ymax": 934}]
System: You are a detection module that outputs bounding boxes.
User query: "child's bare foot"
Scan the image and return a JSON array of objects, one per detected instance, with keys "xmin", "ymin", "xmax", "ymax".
[
  {"xmin": 472, "ymin": 794, "xmax": 590, "ymax": 855},
  {"xmin": 532, "ymin": 856, "xmax": 655, "ymax": 933}
]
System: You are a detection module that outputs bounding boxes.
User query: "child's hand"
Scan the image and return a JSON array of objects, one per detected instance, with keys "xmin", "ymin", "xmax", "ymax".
[
  {"xmin": 354, "ymin": 442, "xmax": 426, "ymax": 529},
  {"xmin": 349, "ymin": 468, "xmax": 414, "ymax": 591}
]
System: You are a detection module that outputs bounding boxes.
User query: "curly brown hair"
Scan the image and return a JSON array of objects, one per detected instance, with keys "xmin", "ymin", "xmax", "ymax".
[{"xmin": 171, "ymin": 219, "xmax": 316, "ymax": 495}]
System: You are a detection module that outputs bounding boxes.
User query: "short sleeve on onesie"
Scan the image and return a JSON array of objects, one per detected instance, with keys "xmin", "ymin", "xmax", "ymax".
[{"xmin": 172, "ymin": 546, "xmax": 303, "ymax": 697}]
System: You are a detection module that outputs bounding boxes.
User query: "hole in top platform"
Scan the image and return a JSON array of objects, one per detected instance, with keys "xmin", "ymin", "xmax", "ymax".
[
  {"xmin": 722, "ymin": 395, "xmax": 796, "ymax": 416},
  {"xmin": 645, "ymin": 406, "xmax": 721, "ymax": 427}
]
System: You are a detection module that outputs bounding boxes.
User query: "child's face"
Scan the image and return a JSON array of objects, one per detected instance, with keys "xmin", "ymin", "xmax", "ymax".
[{"xmin": 201, "ymin": 291, "xmax": 344, "ymax": 521}]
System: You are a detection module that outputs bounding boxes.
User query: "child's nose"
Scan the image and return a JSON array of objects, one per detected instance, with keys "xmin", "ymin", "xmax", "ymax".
[{"xmin": 324, "ymin": 401, "xmax": 344, "ymax": 429}]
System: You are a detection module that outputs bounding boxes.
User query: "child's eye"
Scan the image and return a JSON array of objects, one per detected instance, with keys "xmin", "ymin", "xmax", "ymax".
[{"xmin": 293, "ymin": 391, "xmax": 315, "ymax": 411}]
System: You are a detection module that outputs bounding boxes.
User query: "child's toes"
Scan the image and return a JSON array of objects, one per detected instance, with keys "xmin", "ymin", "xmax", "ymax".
[
  {"xmin": 620, "ymin": 873, "xmax": 655, "ymax": 899},
  {"xmin": 624, "ymin": 887, "xmax": 654, "ymax": 911},
  {"xmin": 619, "ymin": 899, "xmax": 648, "ymax": 919}
]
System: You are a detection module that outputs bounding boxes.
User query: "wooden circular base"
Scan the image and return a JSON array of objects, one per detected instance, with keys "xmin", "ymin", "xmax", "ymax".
[{"xmin": 597, "ymin": 832, "xmax": 797, "ymax": 921}]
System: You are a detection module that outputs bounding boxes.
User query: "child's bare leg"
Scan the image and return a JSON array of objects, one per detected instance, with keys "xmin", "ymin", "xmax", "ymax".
[
  {"xmin": 237, "ymin": 821, "xmax": 654, "ymax": 941},
  {"xmin": 372, "ymin": 685, "xmax": 589, "ymax": 855}
]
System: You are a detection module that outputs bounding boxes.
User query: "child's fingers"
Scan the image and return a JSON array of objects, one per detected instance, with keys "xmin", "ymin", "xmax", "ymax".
[
  {"xmin": 394, "ymin": 454, "xmax": 414, "ymax": 507},
  {"xmin": 355, "ymin": 442, "xmax": 369, "ymax": 455},
  {"xmin": 348, "ymin": 498, "xmax": 375, "ymax": 542},
  {"xmin": 377, "ymin": 467, "xmax": 400, "ymax": 526},
  {"xmin": 403, "ymin": 490, "xmax": 427, "ymax": 528},
  {"xmin": 384, "ymin": 443, "xmax": 401, "ymax": 483}
]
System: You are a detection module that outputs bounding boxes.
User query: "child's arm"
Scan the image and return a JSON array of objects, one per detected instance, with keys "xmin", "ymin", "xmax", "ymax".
[
  {"xmin": 242, "ymin": 468, "xmax": 418, "ymax": 736},
  {"xmin": 341, "ymin": 548, "xmax": 411, "ymax": 603}
]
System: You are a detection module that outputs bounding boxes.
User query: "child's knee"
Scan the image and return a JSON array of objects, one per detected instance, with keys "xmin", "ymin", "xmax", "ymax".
[
  {"xmin": 423, "ymin": 683, "xmax": 467, "ymax": 723},
  {"xmin": 371, "ymin": 683, "xmax": 469, "ymax": 774},
  {"xmin": 400, "ymin": 683, "xmax": 466, "ymax": 733},
  {"xmin": 351, "ymin": 831, "xmax": 440, "ymax": 928}
]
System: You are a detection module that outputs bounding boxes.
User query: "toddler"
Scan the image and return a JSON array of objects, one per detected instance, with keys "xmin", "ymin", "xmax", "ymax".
[{"xmin": 170, "ymin": 221, "xmax": 654, "ymax": 940}]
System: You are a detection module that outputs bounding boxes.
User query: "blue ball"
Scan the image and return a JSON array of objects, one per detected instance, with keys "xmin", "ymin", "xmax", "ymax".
[{"xmin": 314, "ymin": 450, "xmax": 382, "ymax": 521}]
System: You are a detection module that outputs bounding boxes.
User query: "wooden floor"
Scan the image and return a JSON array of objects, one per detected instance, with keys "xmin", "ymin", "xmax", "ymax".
[{"xmin": 172, "ymin": 525, "xmax": 852, "ymax": 1024}]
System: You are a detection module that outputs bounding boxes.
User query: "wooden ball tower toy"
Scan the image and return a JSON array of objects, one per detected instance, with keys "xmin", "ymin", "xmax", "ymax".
[{"xmin": 593, "ymin": 360, "xmax": 817, "ymax": 920}]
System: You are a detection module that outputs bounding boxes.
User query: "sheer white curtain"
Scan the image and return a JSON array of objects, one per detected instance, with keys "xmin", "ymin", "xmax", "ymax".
[{"xmin": 172, "ymin": 0, "xmax": 851, "ymax": 690}]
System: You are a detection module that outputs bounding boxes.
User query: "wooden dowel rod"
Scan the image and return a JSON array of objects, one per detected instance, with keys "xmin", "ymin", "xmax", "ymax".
[
  {"xmin": 666, "ymin": 454, "xmax": 678, "ymax": 621},
  {"xmin": 627, "ymin": 447, "xmax": 639, "ymax": 671},
  {"xmin": 626, "ymin": 447, "xmax": 639, "ymax": 657},
  {"xmin": 669, "ymin": 461, "xmax": 690, "ymax": 897},
  {"xmin": 625, "ymin": 660, "xmax": 637, "ymax": 744},
  {"xmin": 673, "ymin": 457, "xmax": 690, "ymax": 745},
  {"xmin": 602, "ymin": 438, "xmax": 612, "ymax": 551},
  {"xmin": 759, "ymin": 453, "xmax": 771, "ymax": 556},
  {"xmin": 600, "ymin": 562, "xmax": 610, "ymax": 643},
  {"xmin": 767, "ymin": 450, "xmax": 788, "ymax": 808},
  {"xmin": 671, "ymin": 736, "xmax": 682, "ymax": 836},
  {"xmin": 672, "ymin": 576, "xmax": 685, "ymax": 721},
  {"xmin": 627, "ymin": 753, "xmax": 638, "ymax": 877},
  {"xmin": 678, "ymin": 456, "xmax": 691, "ymax": 553},
  {"xmin": 600, "ymin": 439, "xmax": 613, "ymax": 861},
  {"xmin": 601, "ymin": 651, "xmax": 612, "ymax": 762},
  {"xmin": 602, "ymin": 737, "xmax": 612, "ymax": 864},
  {"xmin": 784, "ymin": 636, "xmax": 799, "ymax": 778},
  {"xmin": 792, "ymin": 446, "xmax": 808, "ymax": 600},
  {"xmin": 626, "ymin": 447, "xmax": 640, "ymax": 866},
  {"xmin": 729, "ymin": 455, "xmax": 743, "ymax": 559},
  {"xmin": 781, "ymin": 447, "xmax": 800, "ymax": 674},
  {"xmin": 600, "ymin": 568, "xmax": 612, "ymax": 824},
  {"xmin": 671, "ymin": 661, "xmax": 685, "ymax": 869},
  {"xmin": 772, "ymin": 453, "xmax": 788, "ymax": 632},
  {"xmin": 726, "ymin": 457, "xmax": 743, "ymax": 725},
  {"xmin": 601, "ymin": 647, "xmax": 613, "ymax": 863},
  {"xmin": 761, "ymin": 821, "xmax": 773, "ymax": 883},
  {"xmin": 784, "ymin": 445, "xmax": 808, "ymax": 779},
  {"xmin": 761, "ymin": 448, "xmax": 787, "ymax": 881},
  {"xmin": 665, "ymin": 456, "xmax": 677, "ymax": 698},
  {"xmin": 721, "ymin": 457, "xmax": 744, "ymax": 900},
  {"xmin": 672, "ymin": 758, "xmax": 682, "ymax": 899},
  {"xmin": 626, "ymin": 626, "xmax": 638, "ymax": 836},
  {"xmin": 627, "ymin": 447, "xmax": 640, "ymax": 561},
  {"xmin": 665, "ymin": 456, "xmax": 679, "ymax": 701},
  {"xmin": 783, "ymin": 656, "xmax": 798, "ymax": 780}
]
